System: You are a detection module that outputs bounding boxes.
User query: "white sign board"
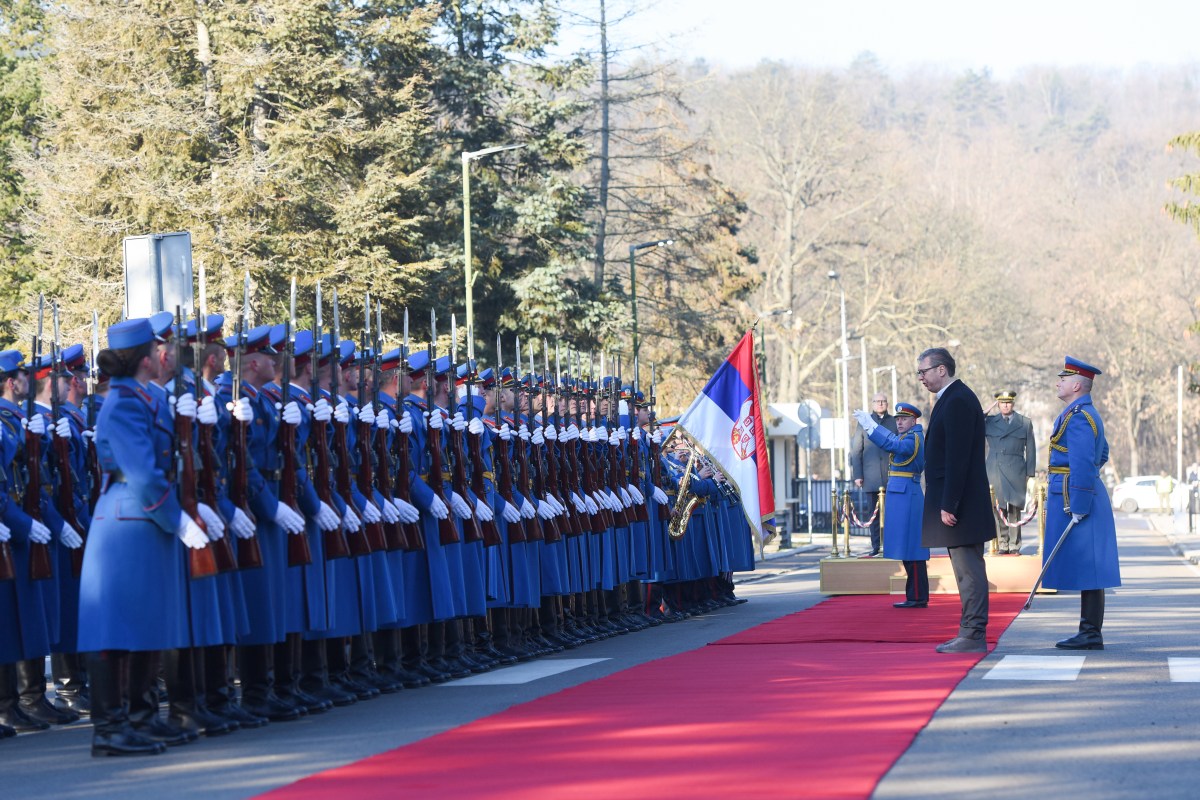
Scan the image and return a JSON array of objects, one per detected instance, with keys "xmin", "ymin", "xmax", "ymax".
[
  {"xmin": 123, "ymin": 232, "xmax": 194, "ymax": 319},
  {"xmin": 819, "ymin": 417, "xmax": 849, "ymax": 450}
]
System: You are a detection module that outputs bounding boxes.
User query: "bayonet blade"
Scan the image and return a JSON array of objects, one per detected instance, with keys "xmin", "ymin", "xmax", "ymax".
[{"xmin": 450, "ymin": 314, "xmax": 458, "ymax": 365}]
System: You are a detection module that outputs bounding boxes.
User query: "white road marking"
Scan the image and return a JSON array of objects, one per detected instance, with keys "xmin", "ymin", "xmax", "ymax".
[
  {"xmin": 442, "ymin": 658, "xmax": 611, "ymax": 686},
  {"xmin": 1168, "ymin": 658, "xmax": 1200, "ymax": 682},
  {"xmin": 983, "ymin": 655, "xmax": 1086, "ymax": 681}
]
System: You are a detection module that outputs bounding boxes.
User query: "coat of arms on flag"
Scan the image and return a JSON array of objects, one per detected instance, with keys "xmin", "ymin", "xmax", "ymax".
[{"xmin": 731, "ymin": 399, "xmax": 756, "ymax": 460}]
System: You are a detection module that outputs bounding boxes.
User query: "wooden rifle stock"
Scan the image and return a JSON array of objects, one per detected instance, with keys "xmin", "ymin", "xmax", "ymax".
[
  {"xmin": 493, "ymin": 426, "xmax": 527, "ymax": 543},
  {"xmin": 24, "ymin": 430, "xmax": 54, "ymax": 580},
  {"xmin": 448, "ymin": 420, "xmax": 484, "ymax": 543},
  {"xmin": 333, "ymin": 418, "xmax": 372, "ymax": 556},
  {"xmin": 529, "ymin": 428, "xmax": 561, "ymax": 543},
  {"xmin": 278, "ymin": 416, "xmax": 312, "ymax": 567},
  {"xmin": 373, "ymin": 423, "xmax": 409, "ymax": 551},
  {"xmin": 176, "ymin": 409, "xmax": 218, "ymax": 579},
  {"xmin": 196, "ymin": 423, "xmax": 237, "ymax": 572},
  {"xmin": 390, "ymin": 416, "xmax": 425, "ymax": 550},
  {"xmin": 355, "ymin": 418, "xmax": 389, "ymax": 552},
  {"xmin": 628, "ymin": 428, "xmax": 649, "ymax": 523},
  {"xmin": 467, "ymin": 429, "xmax": 501, "ymax": 547},
  {"xmin": 512, "ymin": 424, "xmax": 543, "ymax": 541},
  {"xmin": 229, "ymin": 417, "xmax": 264, "ymax": 569},
  {"xmin": 53, "ymin": 430, "xmax": 87, "ymax": 578},
  {"xmin": 425, "ymin": 414, "xmax": 462, "ymax": 546},
  {"xmin": 310, "ymin": 416, "xmax": 350, "ymax": 560}
]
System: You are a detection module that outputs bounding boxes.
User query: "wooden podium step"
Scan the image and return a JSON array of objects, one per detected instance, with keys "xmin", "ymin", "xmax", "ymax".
[{"xmin": 819, "ymin": 553, "xmax": 1054, "ymax": 595}]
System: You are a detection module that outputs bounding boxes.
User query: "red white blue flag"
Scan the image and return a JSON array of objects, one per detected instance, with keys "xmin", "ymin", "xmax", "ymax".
[{"xmin": 675, "ymin": 329, "xmax": 775, "ymax": 539}]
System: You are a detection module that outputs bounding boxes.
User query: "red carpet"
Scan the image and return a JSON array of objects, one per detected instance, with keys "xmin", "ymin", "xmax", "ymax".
[{"xmin": 263, "ymin": 594, "xmax": 1026, "ymax": 800}]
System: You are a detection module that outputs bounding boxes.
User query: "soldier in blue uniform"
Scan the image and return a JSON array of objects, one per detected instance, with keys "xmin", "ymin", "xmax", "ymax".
[
  {"xmin": 1044, "ymin": 356, "xmax": 1120, "ymax": 650},
  {"xmin": 855, "ymin": 402, "xmax": 930, "ymax": 607}
]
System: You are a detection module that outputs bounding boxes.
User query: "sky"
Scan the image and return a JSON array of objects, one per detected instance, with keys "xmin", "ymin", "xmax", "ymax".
[{"xmin": 556, "ymin": 0, "xmax": 1200, "ymax": 76}]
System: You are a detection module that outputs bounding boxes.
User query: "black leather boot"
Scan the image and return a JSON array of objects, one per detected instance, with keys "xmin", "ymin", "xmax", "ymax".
[
  {"xmin": 129, "ymin": 650, "xmax": 196, "ymax": 746},
  {"xmin": 51, "ymin": 652, "xmax": 90, "ymax": 716},
  {"xmin": 1056, "ymin": 590, "xmax": 1105, "ymax": 650},
  {"xmin": 88, "ymin": 652, "xmax": 165, "ymax": 757},
  {"xmin": 165, "ymin": 647, "xmax": 238, "ymax": 737},
  {"xmin": 17, "ymin": 657, "xmax": 79, "ymax": 725},
  {"xmin": 0, "ymin": 662, "xmax": 48, "ymax": 732}
]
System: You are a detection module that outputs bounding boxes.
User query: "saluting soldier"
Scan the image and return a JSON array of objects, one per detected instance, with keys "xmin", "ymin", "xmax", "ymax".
[
  {"xmin": 855, "ymin": 402, "xmax": 930, "ymax": 607},
  {"xmin": 850, "ymin": 393, "xmax": 898, "ymax": 557},
  {"xmin": 1043, "ymin": 357, "xmax": 1120, "ymax": 650},
  {"xmin": 985, "ymin": 389, "xmax": 1037, "ymax": 554}
]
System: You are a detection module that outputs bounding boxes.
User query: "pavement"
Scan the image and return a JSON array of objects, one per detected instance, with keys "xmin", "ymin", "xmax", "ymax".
[{"xmin": 5, "ymin": 514, "xmax": 1197, "ymax": 798}]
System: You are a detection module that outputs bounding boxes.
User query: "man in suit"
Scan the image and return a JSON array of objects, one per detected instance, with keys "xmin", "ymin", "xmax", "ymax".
[
  {"xmin": 985, "ymin": 390, "xmax": 1036, "ymax": 554},
  {"xmin": 850, "ymin": 393, "xmax": 897, "ymax": 557},
  {"xmin": 916, "ymin": 347, "xmax": 996, "ymax": 654}
]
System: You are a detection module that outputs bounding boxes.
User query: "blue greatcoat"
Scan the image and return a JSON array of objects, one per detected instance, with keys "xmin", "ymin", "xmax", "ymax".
[
  {"xmin": 1042, "ymin": 394, "xmax": 1120, "ymax": 591},
  {"xmin": 867, "ymin": 424, "xmax": 931, "ymax": 562},
  {"xmin": 78, "ymin": 377, "xmax": 188, "ymax": 652}
]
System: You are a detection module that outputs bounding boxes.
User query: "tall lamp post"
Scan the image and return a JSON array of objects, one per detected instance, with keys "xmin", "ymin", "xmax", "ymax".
[
  {"xmin": 463, "ymin": 143, "xmax": 525, "ymax": 334},
  {"xmin": 828, "ymin": 271, "xmax": 850, "ymax": 475},
  {"xmin": 629, "ymin": 238, "xmax": 673, "ymax": 361},
  {"xmin": 872, "ymin": 365, "xmax": 898, "ymax": 406}
]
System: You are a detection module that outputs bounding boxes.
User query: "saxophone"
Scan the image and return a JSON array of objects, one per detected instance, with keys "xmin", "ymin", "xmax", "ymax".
[{"xmin": 668, "ymin": 448, "xmax": 701, "ymax": 540}]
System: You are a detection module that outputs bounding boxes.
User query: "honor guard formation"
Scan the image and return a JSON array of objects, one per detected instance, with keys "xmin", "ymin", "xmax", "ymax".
[{"xmin": 0, "ymin": 285, "xmax": 755, "ymax": 756}]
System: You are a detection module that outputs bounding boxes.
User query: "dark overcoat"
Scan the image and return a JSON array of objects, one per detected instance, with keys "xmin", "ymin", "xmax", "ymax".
[
  {"xmin": 985, "ymin": 411, "xmax": 1036, "ymax": 507},
  {"xmin": 921, "ymin": 379, "xmax": 997, "ymax": 548}
]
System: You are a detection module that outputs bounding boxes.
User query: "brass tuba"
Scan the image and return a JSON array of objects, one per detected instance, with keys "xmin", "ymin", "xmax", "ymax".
[{"xmin": 668, "ymin": 448, "xmax": 701, "ymax": 540}]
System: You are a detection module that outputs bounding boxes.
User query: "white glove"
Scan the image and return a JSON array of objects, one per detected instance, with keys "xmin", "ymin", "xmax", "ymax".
[
  {"xmin": 231, "ymin": 507, "xmax": 256, "ymax": 539},
  {"xmin": 361, "ymin": 500, "xmax": 382, "ymax": 524},
  {"xmin": 311, "ymin": 398, "xmax": 332, "ymax": 422},
  {"xmin": 584, "ymin": 493, "xmax": 600, "ymax": 515},
  {"xmin": 1071, "ymin": 512, "xmax": 1085, "ymax": 524},
  {"xmin": 852, "ymin": 409, "xmax": 877, "ymax": 434},
  {"xmin": 545, "ymin": 425, "xmax": 558, "ymax": 441},
  {"xmin": 59, "ymin": 521, "xmax": 83, "ymax": 549},
  {"xmin": 532, "ymin": 427, "xmax": 545, "ymax": 445},
  {"xmin": 375, "ymin": 407, "xmax": 391, "ymax": 430},
  {"xmin": 197, "ymin": 395, "xmax": 218, "ymax": 425},
  {"xmin": 568, "ymin": 423, "xmax": 581, "ymax": 442},
  {"xmin": 449, "ymin": 491, "xmax": 472, "ymax": 519},
  {"xmin": 197, "ymin": 502, "xmax": 226, "ymax": 540},
  {"xmin": 653, "ymin": 486, "xmax": 669, "ymax": 505},
  {"xmin": 342, "ymin": 506, "xmax": 362, "ymax": 532},
  {"xmin": 592, "ymin": 490, "xmax": 611, "ymax": 511},
  {"xmin": 519, "ymin": 498, "xmax": 536, "ymax": 519},
  {"xmin": 536, "ymin": 500, "xmax": 555, "ymax": 520},
  {"xmin": 398, "ymin": 411, "xmax": 413, "ymax": 434},
  {"xmin": 570, "ymin": 491, "xmax": 587, "ymax": 514},
  {"xmin": 450, "ymin": 412, "xmax": 466, "ymax": 432},
  {"xmin": 652, "ymin": 429, "xmax": 664, "ymax": 445},
  {"xmin": 54, "ymin": 416, "xmax": 72, "ymax": 439},
  {"xmin": 273, "ymin": 501, "xmax": 306, "ymax": 534},
  {"xmin": 468, "ymin": 416, "xmax": 484, "ymax": 436},
  {"xmin": 499, "ymin": 423, "xmax": 513, "ymax": 441},
  {"xmin": 546, "ymin": 493, "xmax": 566, "ymax": 515},
  {"xmin": 632, "ymin": 426, "xmax": 641, "ymax": 441},
  {"xmin": 29, "ymin": 519, "xmax": 51, "ymax": 544},
  {"xmin": 619, "ymin": 486, "xmax": 633, "ymax": 506},
  {"xmin": 617, "ymin": 426, "xmax": 627, "ymax": 441},
  {"xmin": 561, "ymin": 424, "xmax": 577, "ymax": 443},
  {"xmin": 428, "ymin": 493, "xmax": 450, "ymax": 520},
  {"xmin": 610, "ymin": 488, "xmax": 627, "ymax": 509},
  {"xmin": 608, "ymin": 432, "xmax": 619, "ymax": 446},
  {"xmin": 334, "ymin": 401, "xmax": 350, "ymax": 424},
  {"xmin": 627, "ymin": 484, "xmax": 645, "ymax": 504},
  {"xmin": 475, "ymin": 497, "xmax": 494, "ymax": 522},
  {"xmin": 357, "ymin": 404, "xmax": 376, "ymax": 426},
  {"xmin": 0, "ymin": 522, "xmax": 10, "ymax": 542},
  {"xmin": 316, "ymin": 501, "xmax": 341, "ymax": 532},
  {"xmin": 428, "ymin": 410, "xmax": 444, "ymax": 430},
  {"xmin": 379, "ymin": 498, "xmax": 400, "ymax": 523},
  {"xmin": 501, "ymin": 501, "xmax": 521, "ymax": 524},
  {"xmin": 230, "ymin": 396, "xmax": 254, "ymax": 423},
  {"xmin": 177, "ymin": 511, "xmax": 209, "ymax": 550},
  {"xmin": 279, "ymin": 400, "xmax": 301, "ymax": 426},
  {"xmin": 596, "ymin": 424, "xmax": 609, "ymax": 441},
  {"xmin": 518, "ymin": 423, "xmax": 530, "ymax": 441},
  {"xmin": 175, "ymin": 393, "xmax": 197, "ymax": 419},
  {"xmin": 23, "ymin": 413, "xmax": 46, "ymax": 436},
  {"xmin": 82, "ymin": 429, "xmax": 95, "ymax": 443},
  {"xmin": 392, "ymin": 497, "xmax": 420, "ymax": 524}
]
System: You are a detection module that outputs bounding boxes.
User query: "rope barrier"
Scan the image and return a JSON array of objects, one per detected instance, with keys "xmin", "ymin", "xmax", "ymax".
[{"xmin": 993, "ymin": 498, "xmax": 1039, "ymax": 529}]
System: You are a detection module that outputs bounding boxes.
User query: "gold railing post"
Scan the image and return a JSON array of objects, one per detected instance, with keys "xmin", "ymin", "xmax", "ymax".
[
  {"xmin": 842, "ymin": 489, "xmax": 852, "ymax": 556},
  {"xmin": 988, "ymin": 484, "xmax": 999, "ymax": 554},
  {"xmin": 878, "ymin": 486, "xmax": 887, "ymax": 553},
  {"xmin": 1037, "ymin": 482, "xmax": 1047, "ymax": 557},
  {"xmin": 830, "ymin": 485, "xmax": 840, "ymax": 557}
]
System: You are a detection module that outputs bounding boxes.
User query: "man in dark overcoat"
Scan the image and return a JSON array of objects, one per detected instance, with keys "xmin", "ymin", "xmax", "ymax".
[
  {"xmin": 985, "ymin": 390, "xmax": 1036, "ymax": 553},
  {"xmin": 917, "ymin": 347, "xmax": 996, "ymax": 654}
]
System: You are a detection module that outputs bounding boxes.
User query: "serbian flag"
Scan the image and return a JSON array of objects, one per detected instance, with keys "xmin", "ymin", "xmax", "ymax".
[{"xmin": 675, "ymin": 329, "xmax": 775, "ymax": 539}]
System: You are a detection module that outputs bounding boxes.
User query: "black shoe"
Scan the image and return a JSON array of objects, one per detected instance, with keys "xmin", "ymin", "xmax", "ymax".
[
  {"xmin": 892, "ymin": 600, "xmax": 928, "ymax": 608},
  {"xmin": 19, "ymin": 696, "xmax": 80, "ymax": 725},
  {"xmin": 242, "ymin": 694, "xmax": 303, "ymax": 722},
  {"xmin": 213, "ymin": 702, "xmax": 269, "ymax": 729},
  {"xmin": 415, "ymin": 661, "xmax": 452, "ymax": 684},
  {"xmin": 92, "ymin": 727, "xmax": 167, "ymax": 757},
  {"xmin": 357, "ymin": 669, "xmax": 403, "ymax": 694},
  {"xmin": 1055, "ymin": 631, "xmax": 1104, "ymax": 650},
  {"xmin": 169, "ymin": 706, "xmax": 239, "ymax": 737},
  {"xmin": 304, "ymin": 681, "xmax": 358, "ymax": 707},
  {"xmin": 131, "ymin": 715, "xmax": 198, "ymax": 746},
  {"xmin": 280, "ymin": 687, "xmax": 332, "ymax": 714},
  {"xmin": 0, "ymin": 706, "xmax": 50, "ymax": 732},
  {"xmin": 0, "ymin": 723, "xmax": 16, "ymax": 738},
  {"xmin": 334, "ymin": 675, "xmax": 379, "ymax": 701},
  {"xmin": 391, "ymin": 666, "xmax": 432, "ymax": 689},
  {"xmin": 429, "ymin": 657, "xmax": 471, "ymax": 681},
  {"xmin": 53, "ymin": 691, "xmax": 91, "ymax": 717}
]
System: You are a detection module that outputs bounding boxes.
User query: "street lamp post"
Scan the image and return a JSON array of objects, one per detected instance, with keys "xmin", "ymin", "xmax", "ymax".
[
  {"xmin": 629, "ymin": 239, "xmax": 673, "ymax": 362},
  {"xmin": 463, "ymin": 143, "xmax": 525, "ymax": 334},
  {"xmin": 828, "ymin": 271, "xmax": 850, "ymax": 476},
  {"xmin": 872, "ymin": 365, "xmax": 898, "ymax": 406}
]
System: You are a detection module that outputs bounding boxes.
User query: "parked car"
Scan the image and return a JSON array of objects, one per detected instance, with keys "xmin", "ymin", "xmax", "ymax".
[{"xmin": 1111, "ymin": 475, "xmax": 1165, "ymax": 513}]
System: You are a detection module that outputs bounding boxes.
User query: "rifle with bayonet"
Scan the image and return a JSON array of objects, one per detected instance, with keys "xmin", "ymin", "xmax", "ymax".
[
  {"xmin": 174, "ymin": 304, "xmax": 219, "ymax": 579},
  {"xmin": 492, "ymin": 334, "xmax": 526, "ymax": 543},
  {"xmin": 332, "ymin": 290, "xmax": 371, "ymax": 557},
  {"xmin": 545, "ymin": 339, "xmax": 582, "ymax": 536},
  {"xmin": 628, "ymin": 355, "xmax": 649, "ymax": 523},
  {"xmin": 580, "ymin": 352, "xmax": 611, "ymax": 530},
  {"xmin": 427, "ymin": 310, "xmax": 460, "ymax": 545},
  {"xmin": 355, "ymin": 293, "xmax": 387, "ymax": 553},
  {"xmin": 49, "ymin": 303, "xmax": 87, "ymax": 577},
  {"xmin": 648, "ymin": 363, "xmax": 671, "ymax": 520},
  {"xmin": 511, "ymin": 335, "xmax": 543, "ymax": 542},
  {"xmin": 464, "ymin": 326, "xmax": 500, "ymax": 547},
  {"xmin": 86, "ymin": 311, "xmax": 101, "ymax": 513},
  {"xmin": 567, "ymin": 351, "xmax": 602, "ymax": 534},
  {"xmin": 389, "ymin": 309, "xmax": 423, "ymax": 550},
  {"xmin": 372, "ymin": 300, "xmax": 409, "ymax": 552},
  {"xmin": 228, "ymin": 274, "xmax": 264, "ymax": 570},
  {"xmin": 25, "ymin": 294, "xmax": 53, "ymax": 580},
  {"xmin": 527, "ymin": 340, "xmax": 561, "ymax": 542},
  {"xmin": 447, "ymin": 315, "xmax": 484, "ymax": 544},
  {"xmin": 606, "ymin": 354, "xmax": 631, "ymax": 527},
  {"xmin": 279, "ymin": 278, "xmax": 313, "ymax": 567},
  {"xmin": 309, "ymin": 282, "xmax": 350, "ymax": 560}
]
